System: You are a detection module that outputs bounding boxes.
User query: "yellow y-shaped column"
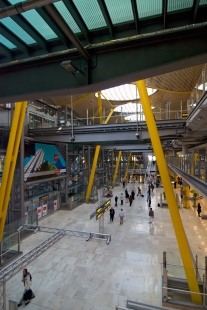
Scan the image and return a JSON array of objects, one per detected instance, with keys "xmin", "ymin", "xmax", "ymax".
[
  {"xmin": 124, "ymin": 152, "xmax": 131, "ymax": 181},
  {"xmin": 112, "ymin": 151, "xmax": 122, "ymax": 186},
  {"xmin": 136, "ymin": 80, "xmax": 201, "ymax": 304},
  {"xmin": 85, "ymin": 145, "xmax": 100, "ymax": 203},
  {"xmin": 0, "ymin": 101, "xmax": 27, "ymax": 241}
]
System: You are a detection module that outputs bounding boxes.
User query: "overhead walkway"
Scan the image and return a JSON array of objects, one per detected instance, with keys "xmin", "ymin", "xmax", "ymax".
[
  {"xmin": 29, "ymin": 119, "xmax": 187, "ymax": 145},
  {"xmin": 168, "ymin": 164, "xmax": 207, "ymax": 200}
]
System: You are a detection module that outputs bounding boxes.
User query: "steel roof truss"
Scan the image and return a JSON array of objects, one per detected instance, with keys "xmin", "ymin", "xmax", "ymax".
[
  {"xmin": 192, "ymin": 0, "xmax": 200, "ymax": 22},
  {"xmin": 0, "ymin": 42, "xmax": 12, "ymax": 59},
  {"xmin": 62, "ymin": 0, "xmax": 90, "ymax": 43},
  {"xmin": 162, "ymin": 0, "xmax": 168, "ymax": 29},
  {"xmin": 36, "ymin": 7, "xmax": 71, "ymax": 49},
  {"xmin": 130, "ymin": 0, "xmax": 139, "ymax": 33},
  {"xmin": 97, "ymin": 0, "xmax": 113, "ymax": 39},
  {"xmin": 44, "ymin": 3, "xmax": 91, "ymax": 62},
  {"xmin": 0, "ymin": 24, "xmax": 29, "ymax": 55},
  {"xmin": 0, "ymin": 0, "xmax": 48, "ymax": 52}
]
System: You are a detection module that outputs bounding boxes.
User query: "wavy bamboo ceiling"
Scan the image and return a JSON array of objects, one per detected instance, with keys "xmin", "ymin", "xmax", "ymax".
[{"xmin": 45, "ymin": 63, "xmax": 206, "ymax": 122}]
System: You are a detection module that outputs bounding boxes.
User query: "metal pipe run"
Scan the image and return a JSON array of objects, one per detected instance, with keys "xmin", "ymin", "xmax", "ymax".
[{"xmin": 0, "ymin": 0, "xmax": 59, "ymax": 19}]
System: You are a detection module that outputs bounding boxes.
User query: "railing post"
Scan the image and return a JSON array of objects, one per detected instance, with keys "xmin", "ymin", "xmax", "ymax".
[
  {"xmin": 0, "ymin": 242, "xmax": 2, "ymax": 266},
  {"xmin": 203, "ymin": 274, "xmax": 206, "ymax": 307},
  {"xmin": 163, "ymin": 251, "xmax": 168, "ymax": 301},
  {"xmin": 196, "ymin": 254, "xmax": 198, "ymax": 280},
  {"xmin": 3, "ymin": 276, "xmax": 6, "ymax": 310},
  {"xmin": 18, "ymin": 231, "xmax": 21, "ymax": 253}
]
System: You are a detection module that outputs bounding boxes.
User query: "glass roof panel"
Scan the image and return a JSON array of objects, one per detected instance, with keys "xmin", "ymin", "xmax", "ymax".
[
  {"xmin": 136, "ymin": 0, "xmax": 162, "ymax": 19},
  {"xmin": 105, "ymin": 0, "xmax": 134, "ymax": 24},
  {"xmin": 0, "ymin": 34, "xmax": 16, "ymax": 49},
  {"xmin": 72, "ymin": 0, "xmax": 106, "ymax": 30},
  {"xmin": 167, "ymin": 0, "xmax": 194, "ymax": 12},
  {"xmin": 199, "ymin": 0, "xmax": 207, "ymax": 5},
  {"xmin": 8, "ymin": 0, "xmax": 58, "ymax": 40},
  {"xmin": 54, "ymin": 2, "xmax": 81, "ymax": 33},
  {"xmin": 1, "ymin": 17, "xmax": 36, "ymax": 45}
]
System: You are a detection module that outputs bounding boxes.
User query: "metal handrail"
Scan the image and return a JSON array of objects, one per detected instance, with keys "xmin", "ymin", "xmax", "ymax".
[{"xmin": 163, "ymin": 286, "xmax": 207, "ymax": 296}]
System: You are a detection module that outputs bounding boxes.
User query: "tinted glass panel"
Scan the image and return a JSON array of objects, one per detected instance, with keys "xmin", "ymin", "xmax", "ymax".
[
  {"xmin": 168, "ymin": 0, "xmax": 194, "ymax": 12},
  {"xmin": 105, "ymin": 0, "xmax": 134, "ymax": 24},
  {"xmin": 0, "ymin": 34, "xmax": 16, "ymax": 49},
  {"xmin": 72, "ymin": 0, "xmax": 106, "ymax": 30},
  {"xmin": 1, "ymin": 18, "xmax": 36, "ymax": 45},
  {"xmin": 136, "ymin": 0, "xmax": 162, "ymax": 19}
]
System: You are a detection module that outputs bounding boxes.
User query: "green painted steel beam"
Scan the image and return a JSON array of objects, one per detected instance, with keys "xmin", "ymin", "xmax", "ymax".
[{"xmin": 1, "ymin": 23, "xmax": 207, "ymax": 102}]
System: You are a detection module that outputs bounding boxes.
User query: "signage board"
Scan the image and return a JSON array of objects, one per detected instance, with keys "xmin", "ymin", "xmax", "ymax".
[
  {"xmin": 37, "ymin": 207, "xmax": 42, "ymax": 219},
  {"xmin": 90, "ymin": 199, "xmax": 111, "ymax": 220},
  {"xmin": 54, "ymin": 200, "xmax": 57, "ymax": 211},
  {"xmin": 42, "ymin": 204, "xmax": 47, "ymax": 216},
  {"xmin": 39, "ymin": 195, "xmax": 49, "ymax": 202}
]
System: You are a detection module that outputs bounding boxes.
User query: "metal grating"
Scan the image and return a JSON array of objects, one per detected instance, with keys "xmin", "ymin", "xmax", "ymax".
[
  {"xmin": 167, "ymin": 0, "xmax": 194, "ymax": 12},
  {"xmin": 1, "ymin": 17, "xmax": 36, "ymax": 45},
  {"xmin": 136, "ymin": 0, "xmax": 162, "ymax": 19},
  {"xmin": 8, "ymin": 0, "xmax": 58, "ymax": 40},
  {"xmin": 0, "ymin": 34, "xmax": 16, "ymax": 49},
  {"xmin": 54, "ymin": 2, "xmax": 81, "ymax": 34},
  {"xmin": 72, "ymin": 0, "xmax": 106, "ymax": 30},
  {"xmin": 105, "ymin": 0, "xmax": 134, "ymax": 25}
]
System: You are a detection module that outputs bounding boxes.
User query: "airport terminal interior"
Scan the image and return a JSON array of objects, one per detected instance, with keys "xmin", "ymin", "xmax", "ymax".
[{"xmin": 1, "ymin": 0, "xmax": 207, "ymax": 309}]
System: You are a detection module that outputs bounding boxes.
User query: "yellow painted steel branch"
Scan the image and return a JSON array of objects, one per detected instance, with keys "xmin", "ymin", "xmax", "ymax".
[
  {"xmin": 112, "ymin": 151, "xmax": 122, "ymax": 185},
  {"xmin": 124, "ymin": 152, "xmax": 131, "ymax": 181},
  {"xmin": 104, "ymin": 109, "xmax": 114, "ymax": 124},
  {"xmin": 0, "ymin": 101, "xmax": 27, "ymax": 241},
  {"xmin": 85, "ymin": 146, "xmax": 100, "ymax": 203},
  {"xmin": 98, "ymin": 91, "xmax": 103, "ymax": 124},
  {"xmin": 64, "ymin": 93, "xmax": 95, "ymax": 106},
  {"xmin": 100, "ymin": 92, "xmax": 115, "ymax": 108},
  {"xmin": 136, "ymin": 80, "xmax": 201, "ymax": 304}
]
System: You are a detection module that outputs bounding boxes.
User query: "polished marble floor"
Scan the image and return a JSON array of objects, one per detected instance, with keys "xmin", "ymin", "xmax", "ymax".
[{"xmin": 6, "ymin": 182, "xmax": 207, "ymax": 309}]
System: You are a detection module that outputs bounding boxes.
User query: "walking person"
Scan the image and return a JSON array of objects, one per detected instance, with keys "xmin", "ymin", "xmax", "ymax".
[
  {"xmin": 131, "ymin": 190, "xmax": 135, "ymax": 200},
  {"xmin": 197, "ymin": 203, "xmax": 202, "ymax": 217},
  {"xmin": 148, "ymin": 195, "xmax": 151, "ymax": 207},
  {"xmin": 115, "ymin": 195, "xmax": 118, "ymax": 206},
  {"xmin": 129, "ymin": 195, "xmax": 133, "ymax": 207},
  {"xmin": 119, "ymin": 209, "xmax": 124, "ymax": 225},
  {"xmin": 151, "ymin": 184, "xmax": 154, "ymax": 192},
  {"xmin": 110, "ymin": 207, "xmax": 115, "ymax": 221},
  {"xmin": 123, "ymin": 180, "xmax": 125, "ymax": 188},
  {"xmin": 18, "ymin": 269, "xmax": 35, "ymax": 307},
  {"xmin": 149, "ymin": 208, "xmax": 154, "ymax": 224},
  {"xmin": 120, "ymin": 193, "xmax": 124, "ymax": 205},
  {"xmin": 137, "ymin": 187, "xmax": 141, "ymax": 196}
]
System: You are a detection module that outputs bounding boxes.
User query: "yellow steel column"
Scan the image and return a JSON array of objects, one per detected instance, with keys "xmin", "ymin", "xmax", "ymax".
[
  {"xmin": 124, "ymin": 152, "xmax": 131, "ymax": 181},
  {"xmin": 183, "ymin": 186, "xmax": 191, "ymax": 208},
  {"xmin": 112, "ymin": 151, "xmax": 122, "ymax": 186},
  {"xmin": 0, "ymin": 101, "xmax": 27, "ymax": 241},
  {"xmin": 98, "ymin": 91, "xmax": 103, "ymax": 124},
  {"xmin": 85, "ymin": 146, "xmax": 100, "ymax": 203},
  {"xmin": 136, "ymin": 80, "xmax": 201, "ymax": 304}
]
